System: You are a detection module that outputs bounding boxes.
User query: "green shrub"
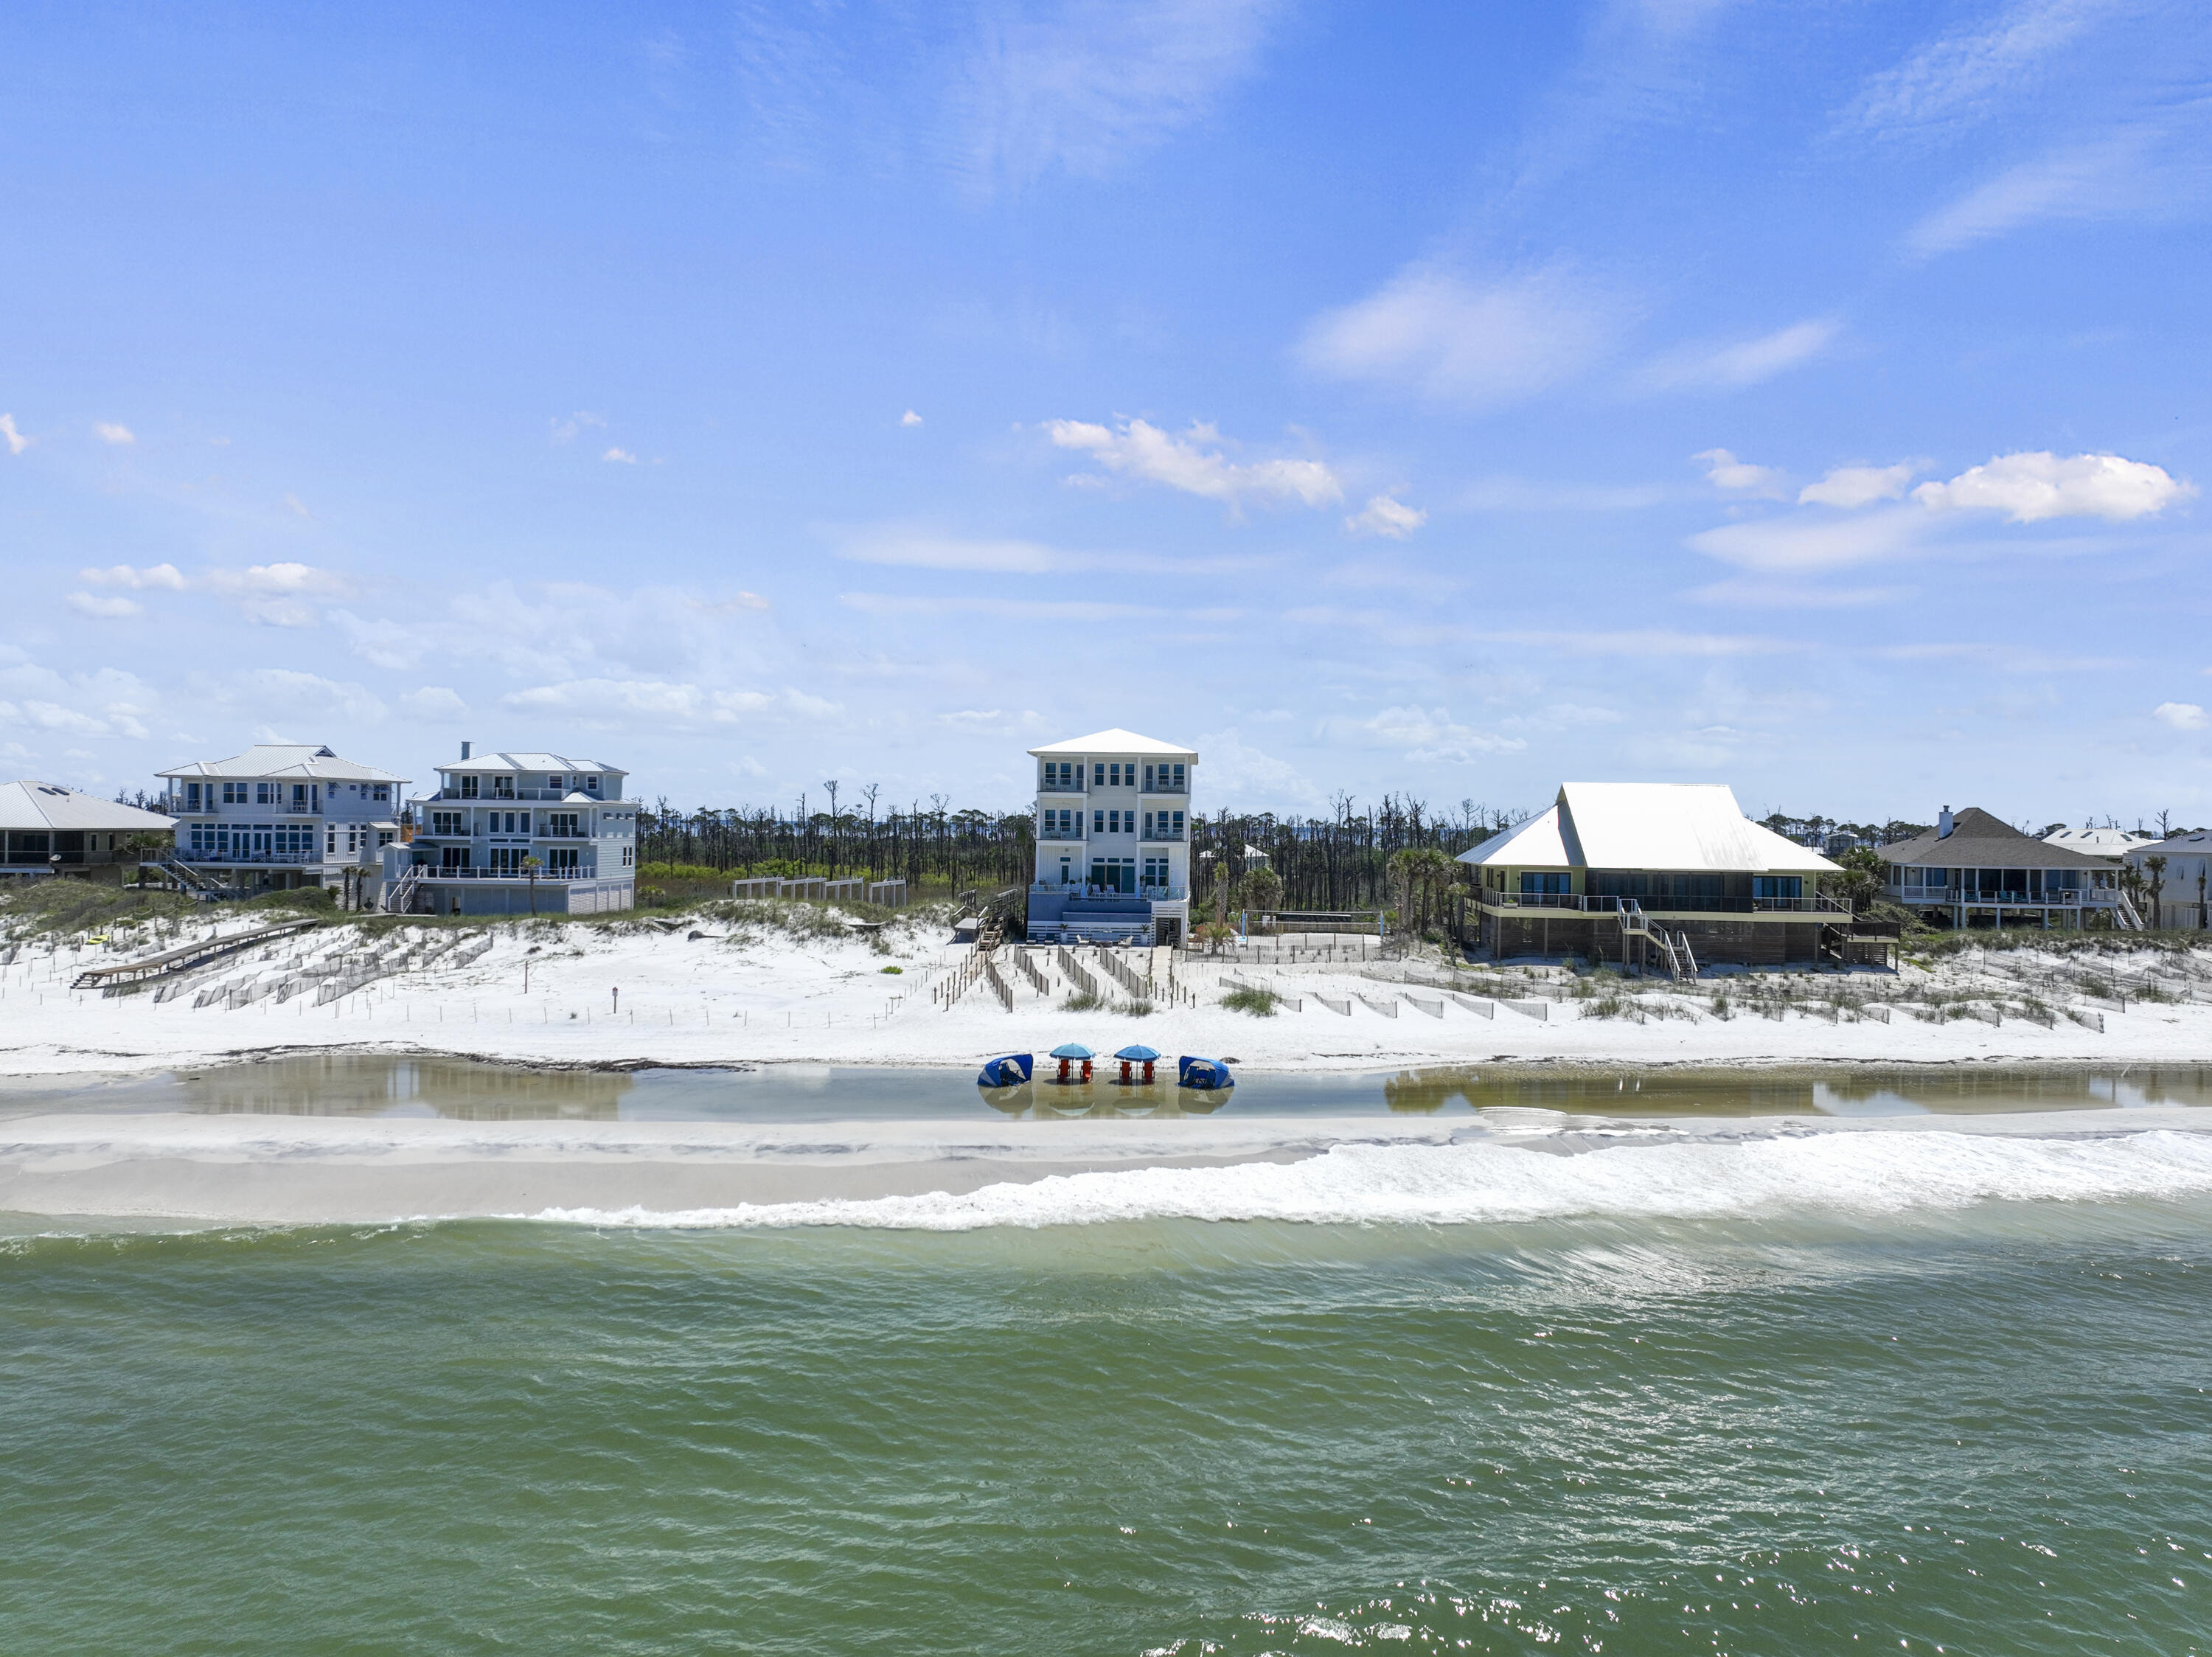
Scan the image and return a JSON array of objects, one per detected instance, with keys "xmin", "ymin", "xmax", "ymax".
[
  {"xmin": 1221, "ymin": 985, "xmax": 1279, "ymax": 1016},
  {"xmin": 1062, "ymin": 990, "xmax": 1107, "ymax": 1012}
]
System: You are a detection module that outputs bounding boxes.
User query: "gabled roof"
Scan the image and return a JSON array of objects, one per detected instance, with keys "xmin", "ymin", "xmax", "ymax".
[
  {"xmin": 1458, "ymin": 807, "xmax": 1572, "ymax": 868},
  {"xmin": 2042, "ymin": 826, "xmax": 2157, "ymax": 855},
  {"xmin": 1028, "ymin": 728, "xmax": 1196, "ymax": 759},
  {"xmin": 439, "ymin": 751, "xmax": 621, "ymax": 774},
  {"xmin": 1884, "ymin": 807, "xmax": 2113, "ymax": 870},
  {"xmin": 159, "ymin": 744, "xmax": 407, "ymax": 784},
  {"xmin": 1458, "ymin": 783, "xmax": 1837, "ymax": 875},
  {"xmin": 0, "ymin": 781, "xmax": 176, "ymax": 833}
]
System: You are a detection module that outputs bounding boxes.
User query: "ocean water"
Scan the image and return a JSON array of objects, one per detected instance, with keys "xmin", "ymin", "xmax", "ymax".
[{"xmin": 7, "ymin": 1144, "xmax": 2211, "ymax": 1654}]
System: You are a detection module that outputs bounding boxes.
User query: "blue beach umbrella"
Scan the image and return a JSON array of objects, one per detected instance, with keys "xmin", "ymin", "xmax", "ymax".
[
  {"xmin": 1113, "ymin": 1043, "xmax": 1162, "ymax": 1061},
  {"xmin": 1049, "ymin": 1042, "xmax": 1096, "ymax": 1060}
]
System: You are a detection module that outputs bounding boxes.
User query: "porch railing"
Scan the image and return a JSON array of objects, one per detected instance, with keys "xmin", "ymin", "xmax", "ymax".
[{"xmin": 1475, "ymin": 890, "xmax": 1848, "ymax": 916}]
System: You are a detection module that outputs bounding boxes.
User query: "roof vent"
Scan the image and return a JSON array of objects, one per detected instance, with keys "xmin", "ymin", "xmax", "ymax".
[
  {"xmin": 1937, "ymin": 806, "xmax": 1954, "ymax": 838},
  {"xmin": 460, "ymin": 740, "xmax": 472, "ymax": 760}
]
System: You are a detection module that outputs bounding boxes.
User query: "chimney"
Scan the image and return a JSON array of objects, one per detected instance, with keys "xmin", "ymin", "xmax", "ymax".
[
  {"xmin": 460, "ymin": 740, "xmax": 472, "ymax": 760},
  {"xmin": 1937, "ymin": 805, "xmax": 1953, "ymax": 838}
]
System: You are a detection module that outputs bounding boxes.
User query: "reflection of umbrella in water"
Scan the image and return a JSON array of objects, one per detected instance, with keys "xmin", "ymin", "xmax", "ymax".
[
  {"xmin": 1113, "ymin": 1043, "xmax": 1162, "ymax": 1086},
  {"xmin": 1047, "ymin": 1042, "xmax": 1095, "ymax": 1085}
]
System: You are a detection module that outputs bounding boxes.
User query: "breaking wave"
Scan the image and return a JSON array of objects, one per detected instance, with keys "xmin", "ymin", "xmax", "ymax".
[{"xmin": 532, "ymin": 1127, "xmax": 2212, "ymax": 1232}]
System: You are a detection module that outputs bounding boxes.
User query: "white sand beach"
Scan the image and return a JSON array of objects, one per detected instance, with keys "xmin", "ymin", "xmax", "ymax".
[{"xmin": 1, "ymin": 910, "xmax": 2208, "ymax": 1078}]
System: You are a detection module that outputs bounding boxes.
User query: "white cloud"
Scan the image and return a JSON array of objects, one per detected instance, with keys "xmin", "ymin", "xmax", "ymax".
[
  {"xmin": 94, "ymin": 421, "xmax": 136, "ymax": 445},
  {"xmin": 1344, "ymin": 495, "xmax": 1426, "ymax": 539},
  {"xmin": 900, "ymin": 409, "xmax": 923, "ymax": 427},
  {"xmin": 1635, "ymin": 318, "xmax": 1840, "ymax": 392},
  {"xmin": 502, "ymin": 678, "xmax": 842, "ymax": 728},
  {"xmin": 696, "ymin": 591, "xmax": 773, "ymax": 613},
  {"xmin": 1044, "ymin": 417, "xmax": 1340, "ymax": 510},
  {"xmin": 1688, "ymin": 577, "xmax": 1907, "ymax": 608},
  {"xmin": 1913, "ymin": 451, "xmax": 2194, "ymax": 522},
  {"xmin": 550, "ymin": 411, "xmax": 605, "ymax": 445},
  {"xmin": 1798, "ymin": 462, "xmax": 1919, "ymax": 508},
  {"xmin": 602, "ymin": 447, "xmax": 638, "ymax": 464},
  {"xmin": 398, "ymin": 687, "xmax": 470, "ymax": 720},
  {"xmin": 2154, "ymin": 701, "xmax": 2209, "ymax": 731},
  {"xmin": 956, "ymin": 0, "xmax": 1281, "ymax": 191},
  {"xmin": 1692, "ymin": 448, "xmax": 1788, "ymax": 497},
  {"xmin": 1842, "ymin": 0, "xmax": 2108, "ymax": 137},
  {"xmin": 66, "ymin": 592, "xmax": 145, "ymax": 619},
  {"xmin": 204, "ymin": 562, "xmax": 350, "ymax": 596},
  {"xmin": 1189, "ymin": 728, "xmax": 1325, "ymax": 810},
  {"xmin": 283, "ymin": 493, "xmax": 312, "ymax": 519},
  {"xmin": 1, "ymin": 414, "xmax": 27, "ymax": 455},
  {"xmin": 1688, "ymin": 506, "xmax": 1927, "ymax": 572},
  {"xmin": 79, "ymin": 563, "xmax": 187, "ymax": 590},
  {"xmin": 241, "ymin": 598, "xmax": 320, "ymax": 628},
  {"xmin": 209, "ymin": 668, "xmax": 386, "ymax": 726},
  {"xmin": 1340, "ymin": 705, "xmax": 1525, "ymax": 763},
  {"xmin": 1297, "ymin": 265, "xmax": 1626, "ymax": 406}
]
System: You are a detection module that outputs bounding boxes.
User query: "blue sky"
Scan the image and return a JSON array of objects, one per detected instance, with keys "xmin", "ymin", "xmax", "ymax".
[{"xmin": 3, "ymin": 0, "xmax": 2206, "ymax": 825}]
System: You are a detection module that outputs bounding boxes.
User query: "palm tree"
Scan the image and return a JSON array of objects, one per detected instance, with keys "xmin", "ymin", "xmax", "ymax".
[
  {"xmin": 523, "ymin": 853, "xmax": 543, "ymax": 914},
  {"xmin": 2145, "ymin": 853, "xmax": 2168, "ymax": 928}
]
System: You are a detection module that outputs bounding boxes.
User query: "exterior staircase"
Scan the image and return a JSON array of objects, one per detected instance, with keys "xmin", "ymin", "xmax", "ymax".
[
  {"xmin": 383, "ymin": 864, "xmax": 425, "ymax": 914},
  {"xmin": 148, "ymin": 849, "xmax": 226, "ymax": 897}
]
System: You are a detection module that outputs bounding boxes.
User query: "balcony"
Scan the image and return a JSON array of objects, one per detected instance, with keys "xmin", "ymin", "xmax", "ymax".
[
  {"xmin": 415, "ymin": 864, "xmax": 601, "ymax": 882},
  {"xmin": 1031, "ymin": 880, "xmax": 1186, "ymax": 901},
  {"xmin": 175, "ymin": 850, "xmax": 325, "ymax": 867},
  {"xmin": 1476, "ymin": 890, "xmax": 1848, "ymax": 916},
  {"xmin": 1138, "ymin": 830, "xmax": 1184, "ymax": 842},
  {"xmin": 1888, "ymin": 885, "xmax": 2112, "ymax": 906},
  {"xmin": 434, "ymin": 788, "xmax": 604, "ymax": 803}
]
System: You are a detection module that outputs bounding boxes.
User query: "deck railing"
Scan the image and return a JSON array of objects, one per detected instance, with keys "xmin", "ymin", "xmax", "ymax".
[{"xmin": 1475, "ymin": 890, "xmax": 1848, "ymax": 916}]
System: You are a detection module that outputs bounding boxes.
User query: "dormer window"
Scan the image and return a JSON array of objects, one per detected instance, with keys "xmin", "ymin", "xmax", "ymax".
[{"xmin": 585, "ymin": 777, "xmax": 600, "ymax": 792}]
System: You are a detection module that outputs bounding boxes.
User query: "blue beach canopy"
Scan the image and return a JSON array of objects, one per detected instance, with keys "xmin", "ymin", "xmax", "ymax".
[
  {"xmin": 1114, "ymin": 1043, "xmax": 1162, "ymax": 1061},
  {"xmin": 1049, "ymin": 1043, "xmax": 1096, "ymax": 1060}
]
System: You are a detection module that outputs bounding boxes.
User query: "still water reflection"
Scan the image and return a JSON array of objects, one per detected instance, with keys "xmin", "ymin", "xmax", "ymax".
[{"xmin": 1, "ymin": 1056, "xmax": 2208, "ymax": 1123}]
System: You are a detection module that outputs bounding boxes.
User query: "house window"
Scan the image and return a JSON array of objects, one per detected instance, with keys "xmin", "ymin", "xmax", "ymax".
[
  {"xmin": 327, "ymin": 830, "xmax": 338, "ymax": 854},
  {"xmin": 1093, "ymin": 763, "xmax": 1105, "ymax": 785},
  {"xmin": 1752, "ymin": 876, "xmax": 1802, "ymax": 900},
  {"xmin": 186, "ymin": 782, "xmax": 202, "ymax": 807},
  {"xmin": 493, "ymin": 775, "xmax": 515, "ymax": 799},
  {"xmin": 548, "ymin": 847, "xmax": 579, "ymax": 872},
  {"xmin": 372, "ymin": 787, "xmax": 389, "ymax": 802},
  {"xmin": 1520, "ymin": 872, "xmax": 1571, "ymax": 894},
  {"xmin": 441, "ymin": 846, "xmax": 471, "ymax": 871},
  {"xmin": 1172, "ymin": 763, "xmax": 1185, "ymax": 788},
  {"xmin": 459, "ymin": 775, "xmax": 479, "ymax": 798},
  {"xmin": 1144, "ymin": 764, "xmax": 1154, "ymax": 789},
  {"xmin": 220, "ymin": 782, "xmax": 246, "ymax": 804},
  {"xmin": 1172, "ymin": 811, "xmax": 1183, "ymax": 833},
  {"xmin": 586, "ymin": 777, "xmax": 601, "ymax": 793},
  {"xmin": 1144, "ymin": 812, "xmax": 1154, "ymax": 836},
  {"xmin": 431, "ymin": 810, "xmax": 464, "ymax": 836},
  {"xmin": 547, "ymin": 813, "xmax": 580, "ymax": 838},
  {"xmin": 1093, "ymin": 810, "xmax": 1104, "ymax": 833},
  {"xmin": 621, "ymin": 846, "xmax": 632, "ymax": 867}
]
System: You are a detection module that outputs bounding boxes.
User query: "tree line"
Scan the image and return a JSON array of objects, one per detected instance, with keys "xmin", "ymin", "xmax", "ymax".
[{"xmin": 636, "ymin": 791, "xmax": 1523, "ymax": 906}]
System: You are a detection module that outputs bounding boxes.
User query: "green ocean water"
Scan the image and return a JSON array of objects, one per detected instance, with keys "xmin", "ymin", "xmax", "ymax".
[{"xmin": 5, "ymin": 1203, "xmax": 2209, "ymax": 1656}]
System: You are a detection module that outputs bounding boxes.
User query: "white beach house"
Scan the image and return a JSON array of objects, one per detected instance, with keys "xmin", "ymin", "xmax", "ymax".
[
  {"xmin": 390, "ymin": 744, "xmax": 637, "ymax": 916},
  {"xmin": 0, "ymin": 781, "xmax": 175, "ymax": 883},
  {"xmin": 1025, "ymin": 727, "xmax": 1195, "ymax": 945},
  {"xmin": 157, "ymin": 744, "xmax": 406, "ymax": 901}
]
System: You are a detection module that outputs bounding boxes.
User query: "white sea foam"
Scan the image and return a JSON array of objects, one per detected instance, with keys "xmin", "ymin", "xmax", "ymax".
[{"xmin": 533, "ymin": 1128, "xmax": 2212, "ymax": 1232}]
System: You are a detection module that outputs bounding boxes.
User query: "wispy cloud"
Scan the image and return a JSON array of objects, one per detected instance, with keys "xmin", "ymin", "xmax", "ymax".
[
  {"xmin": 602, "ymin": 447, "xmax": 638, "ymax": 465},
  {"xmin": 549, "ymin": 411, "xmax": 605, "ymax": 445},
  {"xmin": 1634, "ymin": 318, "xmax": 1840, "ymax": 393},
  {"xmin": 832, "ymin": 525, "xmax": 1259, "ymax": 574},
  {"xmin": 900, "ymin": 409, "xmax": 923, "ymax": 427},
  {"xmin": 79, "ymin": 563, "xmax": 187, "ymax": 591},
  {"xmin": 956, "ymin": 0, "xmax": 1281, "ymax": 191},
  {"xmin": 1297, "ymin": 265, "xmax": 1630, "ymax": 407},
  {"xmin": 1903, "ymin": 127, "xmax": 2208, "ymax": 257},
  {"xmin": 503, "ymin": 678, "xmax": 841, "ymax": 727},
  {"xmin": 94, "ymin": 421, "xmax": 136, "ymax": 445},
  {"xmin": 1045, "ymin": 418, "xmax": 1340, "ymax": 510},
  {"xmin": 66, "ymin": 592, "xmax": 145, "ymax": 619},
  {"xmin": 397, "ymin": 686, "xmax": 470, "ymax": 720},
  {"xmin": 841, "ymin": 591, "xmax": 1233, "ymax": 623},
  {"xmin": 1798, "ymin": 462, "xmax": 1919, "ymax": 507},
  {"xmin": 1, "ymin": 414, "xmax": 27, "ymax": 456},
  {"xmin": 1692, "ymin": 448, "xmax": 1789, "ymax": 497},
  {"xmin": 1841, "ymin": 0, "xmax": 2112, "ymax": 139},
  {"xmin": 1344, "ymin": 496, "xmax": 1426, "ymax": 539},
  {"xmin": 1689, "ymin": 505, "xmax": 1928, "ymax": 573},
  {"xmin": 1331, "ymin": 704, "xmax": 1525, "ymax": 763}
]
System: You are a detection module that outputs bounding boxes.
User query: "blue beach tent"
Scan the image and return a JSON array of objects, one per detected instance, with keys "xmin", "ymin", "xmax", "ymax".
[
  {"xmin": 976, "ymin": 1053, "xmax": 1034, "ymax": 1088},
  {"xmin": 1178, "ymin": 1056, "xmax": 1235, "ymax": 1090}
]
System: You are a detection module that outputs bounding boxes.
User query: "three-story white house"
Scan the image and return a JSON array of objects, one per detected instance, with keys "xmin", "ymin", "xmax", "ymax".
[
  {"xmin": 1026, "ymin": 728, "xmax": 1195, "ymax": 945},
  {"xmin": 389, "ymin": 745, "xmax": 637, "ymax": 915},
  {"xmin": 158, "ymin": 744, "xmax": 406, "ymax": 900}
]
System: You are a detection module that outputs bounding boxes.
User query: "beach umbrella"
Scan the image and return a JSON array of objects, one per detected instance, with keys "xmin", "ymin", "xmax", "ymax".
[
  {"xmin": 1113, "ymin": 1043, "xmax": 1162, "ymax": 1061},
  {"xmin": 1049, "ymin": 1042, "xmax": 1096, "ymax": 1059}
]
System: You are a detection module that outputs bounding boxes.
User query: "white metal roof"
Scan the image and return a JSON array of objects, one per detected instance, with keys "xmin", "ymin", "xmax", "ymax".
[
  {"xmin": 2042, "ymin": 826, "xmax": 2157, "ymax": 855},
  {"xmin": 1458, "ymin": 784, "xmax": 1838, "ymax": 875},
  {"xmin": 159, "ymin": 744, "xmax": 408, "ymax": 785},
  {"xmin": 1027, "ymin": 728, "xmax": 1197, "ymax": 760},
  {"xmin": 0, "ymin": 781, "xmax": 177, "ymax": 833},
  {"xmin": 439, "ymin": 751, "xmax": 622, "ymax": 774}
]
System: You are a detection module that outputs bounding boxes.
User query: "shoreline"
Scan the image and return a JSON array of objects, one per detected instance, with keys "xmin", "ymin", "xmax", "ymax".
[{"xmin": 5, "ymin": 1103, "xmax": 2210, "ymax": 1229}]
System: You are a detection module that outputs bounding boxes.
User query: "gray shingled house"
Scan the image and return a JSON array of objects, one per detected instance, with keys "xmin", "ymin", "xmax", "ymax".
[{"xmin": 1880, "ymin": 807, "xmax": 2129, "ymax": 929}]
